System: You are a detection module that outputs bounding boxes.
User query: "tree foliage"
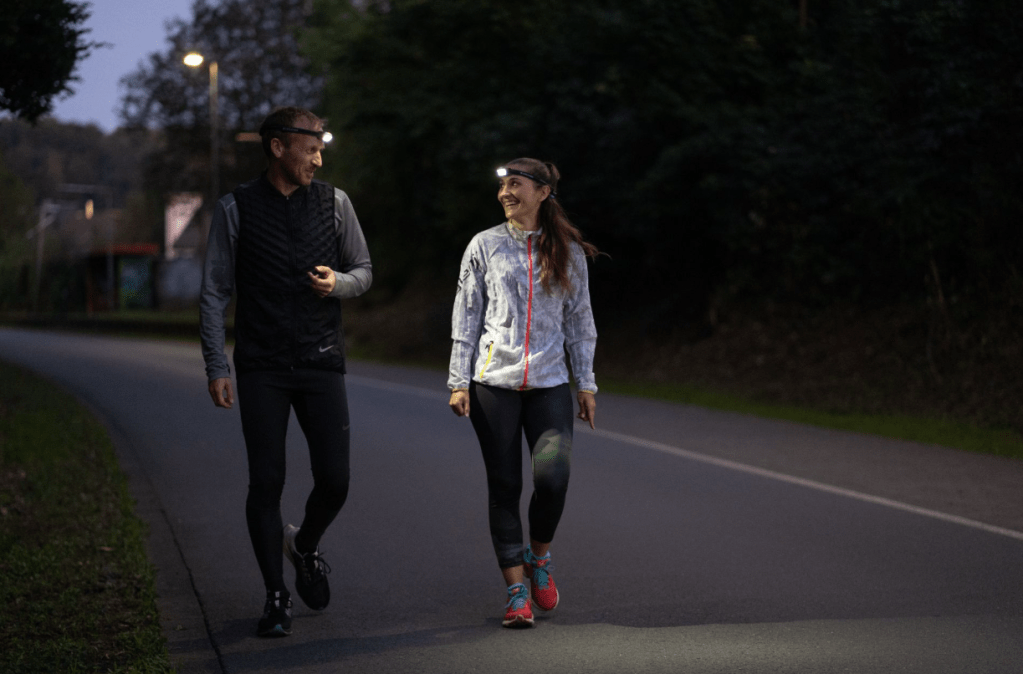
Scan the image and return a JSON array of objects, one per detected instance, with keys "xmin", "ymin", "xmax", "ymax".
[
  {"xmin": 119, "ymin": 0, "xmax": 324, "ymax": 197},
  {"xmin": 0, "ymin": 149, "xmax": 34, "ymax": 303},
  {"xmin": 0, "ymin": 119, "xmax": 163, "ymax": 310},
  {"xmin": 0, "ymin": 0, "xmax": 99, "ymax": 121},
  {"xmin": 0, "ymin": 118, "xmax": 151, "ymax": 209},
  {"xmin": 306, "ymin": 0, "xmax": 1023, "ymax": 327}
]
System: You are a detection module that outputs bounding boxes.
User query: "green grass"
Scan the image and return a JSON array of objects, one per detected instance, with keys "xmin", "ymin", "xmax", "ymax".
[
  {"xmin": 0, "ymin": 360, "xmax": 173, "ymax": 674},
  {"xmin": 601, "ymin": 378, "xmax": 1023, "ymax": 461}
]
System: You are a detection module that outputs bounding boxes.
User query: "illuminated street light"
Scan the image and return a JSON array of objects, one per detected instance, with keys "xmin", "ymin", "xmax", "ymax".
[{"xmin": 184, "ymin": 51, "xmax": 220, "ymax": 245}]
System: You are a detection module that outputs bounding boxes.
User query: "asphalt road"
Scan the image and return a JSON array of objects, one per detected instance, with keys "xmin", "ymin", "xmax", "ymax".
[{"xmin": 1, "ymin": 327, "xmax": 1021, "ymax": 673}]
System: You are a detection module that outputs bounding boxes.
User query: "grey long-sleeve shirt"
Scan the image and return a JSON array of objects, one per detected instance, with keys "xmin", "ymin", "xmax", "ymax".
[{"xmin": 199, "ymin": 187, "xmax": 373, "ymax": 381}]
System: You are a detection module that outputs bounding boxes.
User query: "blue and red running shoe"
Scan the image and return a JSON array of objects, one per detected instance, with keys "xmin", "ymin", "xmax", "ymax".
[
  {"xmin": 523, "ymin": 548, "xmax": 559, "ymax": 611},
  {"xmin": 503, "ymin": 583, "xmax": 534, "ymax": 628}
]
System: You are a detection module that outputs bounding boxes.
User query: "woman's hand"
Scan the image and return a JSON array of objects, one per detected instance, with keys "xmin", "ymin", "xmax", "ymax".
[
  {"xmin": 577, "ymin": 391, "xmax": 596, "ymax": 429},
  {"xmin": 449, "ymin": 389, "xmax": 470, "ymax": 417}
]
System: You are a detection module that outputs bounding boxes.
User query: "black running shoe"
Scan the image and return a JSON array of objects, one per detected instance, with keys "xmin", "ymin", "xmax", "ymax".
[
  {"xmin": 283, "ymin": 524, "xmax": 331, "ymax": 610},
  {"xmin": 257, "ymin": 591, "xmax": 293, "ymax": 637}
]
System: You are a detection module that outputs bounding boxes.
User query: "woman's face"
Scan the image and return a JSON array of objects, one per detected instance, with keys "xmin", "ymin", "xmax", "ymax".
[{"xmin": 497, "ymin": 169, "xmax": 550, "ymax": 228}]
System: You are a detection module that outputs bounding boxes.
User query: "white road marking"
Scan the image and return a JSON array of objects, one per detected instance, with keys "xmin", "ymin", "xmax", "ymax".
[{"xmin": 348, "ymin": 374, "xmax": 1023, "ymax": 543}]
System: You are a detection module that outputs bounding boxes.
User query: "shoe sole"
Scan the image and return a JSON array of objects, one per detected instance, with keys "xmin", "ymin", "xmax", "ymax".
[
  {"xmin": 283, "ymin": 524, "xmax": 300, "ymax": 567},
  {"xmin": 258, "ymin": 624, "xmax": 292, "ymax": 638},
  {"xmin": 283, "ymin": 525, "xmax": 330, "ymax": 611},
  {"xmin": 502, "ymin": 615, "xmax": 535, "ymax": 628}
]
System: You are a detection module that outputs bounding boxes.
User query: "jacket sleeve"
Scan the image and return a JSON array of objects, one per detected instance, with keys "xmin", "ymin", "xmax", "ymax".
[
  {"xmin": 447, "ymin": 236, "xmax": 487, "ymax": 390},
  {"xmin": 329, "ymin": 188, "xmax": 373, "ymax": 299},
  {"xmin": 563, "ymin": 244, "xmax": 598, "ymax": 393},
  {"xmin": 199, "ymin": 194, "xmax": 238, "ymax": 382}
]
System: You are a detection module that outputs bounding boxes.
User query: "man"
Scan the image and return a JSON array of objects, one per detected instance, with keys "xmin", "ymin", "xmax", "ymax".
[{"xmin": 199, "ymin": 106, "xmax": 372, "ymax": 637}]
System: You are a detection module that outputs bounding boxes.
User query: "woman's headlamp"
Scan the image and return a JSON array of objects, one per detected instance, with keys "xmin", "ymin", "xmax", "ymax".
[
  {"xmin": 496, "ymin": 167, "xmax": 557, "ymax": 199},
  {"xmin": 496, "ymin": 166, "xmax": 548, "ymax": 187}
]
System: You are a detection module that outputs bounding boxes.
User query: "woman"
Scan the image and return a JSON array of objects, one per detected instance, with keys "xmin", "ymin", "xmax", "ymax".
[{"xmin": 448, "ymin": 158, "xmax": 599, "ymax": 628}]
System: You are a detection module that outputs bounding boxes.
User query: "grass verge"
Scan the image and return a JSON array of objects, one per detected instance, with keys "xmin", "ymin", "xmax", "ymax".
[{"xmin": 0, "ymin": 359, "xmax": 172, "ymax": 674}]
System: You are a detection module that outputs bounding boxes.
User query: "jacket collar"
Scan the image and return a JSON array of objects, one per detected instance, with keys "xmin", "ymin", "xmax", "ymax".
[
  {"xmin": 505, "ymin": 221, "xmax": 542, "ymax": 243},
  {"xmin": 258, "ymin": 171, "xmax": 309, "ymax": 200}
]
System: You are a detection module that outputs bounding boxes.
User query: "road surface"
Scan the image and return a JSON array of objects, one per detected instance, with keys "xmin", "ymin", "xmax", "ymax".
[{"xmin": 1, "ymin": 327, "xmax": 1021, "ymax": 673}]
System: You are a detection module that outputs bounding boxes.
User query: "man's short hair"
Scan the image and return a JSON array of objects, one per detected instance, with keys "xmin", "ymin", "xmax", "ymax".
[{"xmin": 258, "ymin": 107, "xmax": 321, "ymax": 159}]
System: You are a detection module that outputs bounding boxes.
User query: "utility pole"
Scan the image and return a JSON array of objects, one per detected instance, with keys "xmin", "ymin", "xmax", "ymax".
[
  {"xmin": 184, "ymin": 52, "xmax": 219, "ymax": 255},
  {"xmin": 800, "ymin": 0, "xmax": 808, "ymax": 29},
  {"xmin": 29, "ymin": 200, "xmax": 61, "ymax": 313}
]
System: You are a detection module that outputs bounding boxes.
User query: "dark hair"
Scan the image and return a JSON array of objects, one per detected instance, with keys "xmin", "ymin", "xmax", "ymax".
[
  {"xmin": 504, "ymin": 158, "xmax": 599, "ymax": 294},
  {"xmin": 258, "ymin": 106, "xmax": 321, "ymax": 159}
]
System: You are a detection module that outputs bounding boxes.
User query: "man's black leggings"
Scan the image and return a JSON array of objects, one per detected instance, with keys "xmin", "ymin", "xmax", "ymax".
[
  {"xmin": 469, "ymin": 381, "xmax": 573, "ymax": 569},
  {"xmin": 236, "ymin": 369, "xmax": 350, "ymax": 594}
]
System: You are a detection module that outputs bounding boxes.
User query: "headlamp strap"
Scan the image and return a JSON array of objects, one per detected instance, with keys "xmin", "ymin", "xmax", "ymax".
[{"xmin": 496, "ymin": 167, "xmax": 558, "ymax": 198}]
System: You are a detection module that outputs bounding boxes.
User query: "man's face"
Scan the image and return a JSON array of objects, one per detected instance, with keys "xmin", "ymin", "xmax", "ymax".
[{"xmin": 274, "ymin": 117, "xmax": 324, "ymax": 188}]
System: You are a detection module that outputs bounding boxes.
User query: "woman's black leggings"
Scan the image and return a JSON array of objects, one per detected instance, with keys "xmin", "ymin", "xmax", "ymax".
[
  {"xmin": 469, "ymin": 381, "xmax": 573, "ymax": 569},
  {"xmin": 236, "ymin": 369, "xmax": 350, "ymax": 594}
]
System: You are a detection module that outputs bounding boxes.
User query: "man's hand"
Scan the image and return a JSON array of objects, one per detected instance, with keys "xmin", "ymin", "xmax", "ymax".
[
  {"xmin": 308, "ymin": 266, "xmax": 336, "ymax": 297},
  {"xmin": 449, "ymin": 390, "xmax": 470, "ymax": 417},
  {"xmin": 208, "ymin": 377, "xmax": 234, "ymax": 409},
  {"xmin": 577, "ymin": 391, "xmax": 596, "ymax": 429}
]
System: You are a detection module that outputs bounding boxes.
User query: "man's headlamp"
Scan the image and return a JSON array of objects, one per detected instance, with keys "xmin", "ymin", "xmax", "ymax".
[{"xmin": 260, "ymin": 124, "xmax": 333, "ymax": 144}]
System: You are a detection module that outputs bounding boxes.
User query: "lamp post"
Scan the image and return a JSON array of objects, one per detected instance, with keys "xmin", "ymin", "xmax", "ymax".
[{"xmin": 184, "ymin": 52, "xmax": 219, "ymax": 244}]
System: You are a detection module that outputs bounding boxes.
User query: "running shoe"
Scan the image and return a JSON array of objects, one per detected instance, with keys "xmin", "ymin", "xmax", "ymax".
[
  {"xmin": 257, "ymin": 591, "xmax": 293, "ymax": 637},
  {"xmin": 283, "ymin": 524, "xmax": 332, "ymax": 610},
  {"xmin": 503, "ymin": 583, "xmax": 534, "ymax": 628},
  {"xmin": 523, "ymin": 547, "xmax": 559, "ymax": 611}
]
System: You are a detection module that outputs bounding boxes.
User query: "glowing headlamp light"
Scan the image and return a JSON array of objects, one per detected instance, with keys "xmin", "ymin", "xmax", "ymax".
[
  {"xmin": 260, "ymin": 124, "xmax": 333, "ymax": 143},
  {"xmin": 496, "ymin": 166, "xmax": 548, "ymax": 186}
]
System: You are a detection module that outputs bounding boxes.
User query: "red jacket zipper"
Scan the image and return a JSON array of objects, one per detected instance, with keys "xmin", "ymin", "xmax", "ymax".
[{"xmin": 521, "ymin": 234, "xmax": 534, "ymax": 389}]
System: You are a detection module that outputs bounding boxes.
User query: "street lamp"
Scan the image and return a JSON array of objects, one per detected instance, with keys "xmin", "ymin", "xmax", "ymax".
[{"xmin": 184, "ymin": 51, "xmax": 219, "ymax": 240}]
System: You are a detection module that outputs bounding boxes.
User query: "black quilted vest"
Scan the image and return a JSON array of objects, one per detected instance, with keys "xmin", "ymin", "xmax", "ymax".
[{"xmin": 232, "ymin": 175, "xmax": 346, "ymax": 374}]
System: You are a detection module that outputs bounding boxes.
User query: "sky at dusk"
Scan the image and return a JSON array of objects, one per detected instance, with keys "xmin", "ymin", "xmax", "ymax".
[{"xmin": 49, "ymin": 0, "xmax": 196, "ymax": 132}]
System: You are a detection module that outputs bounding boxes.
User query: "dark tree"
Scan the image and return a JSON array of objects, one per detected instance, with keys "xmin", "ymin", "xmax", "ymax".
[
  {"xmin": 306, "ymin": 0, "xmax": 1023, "ymax": 326},
  {"xmin": 0, "ymin": 0, "xmax": 99, "ymax": 121}
]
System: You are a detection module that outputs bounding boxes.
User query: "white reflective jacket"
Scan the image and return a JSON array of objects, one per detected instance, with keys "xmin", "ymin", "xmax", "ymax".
[{"xmin": 448, "ymin": 222, "xmax": 598, "ymax": 392}]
